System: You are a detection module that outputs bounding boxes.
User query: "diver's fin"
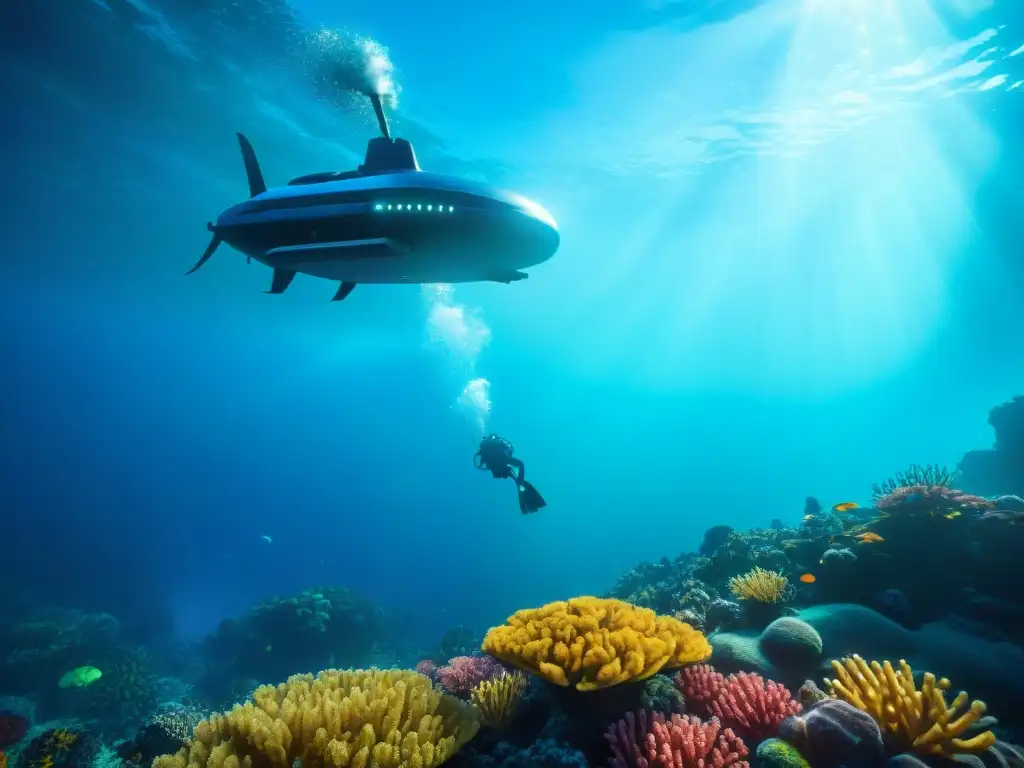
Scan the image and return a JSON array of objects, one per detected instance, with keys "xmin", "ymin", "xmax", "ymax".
[
  {"xmin": 187, "ymin": 230, "xmax": 221, "ymax": 274},
  {"xmin": 236, "ymin": 133, "xmax": 267, "ymax": 197},
  {"xmin": 332, "ymin": 281, "xmax": 357, "ymax": 301},
  {"xmin": 517, "ymin": 481, "xmax": 546, "ymax": 514},
  {"xmin": 266, "ymin": 268, "xmax": 296, "ymax": 294}
]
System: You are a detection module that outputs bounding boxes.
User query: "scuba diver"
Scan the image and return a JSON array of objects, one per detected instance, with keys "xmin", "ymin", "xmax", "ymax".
[{"xmin": 473, "ymin": 434, "xmax": 547, "ymax": 514}]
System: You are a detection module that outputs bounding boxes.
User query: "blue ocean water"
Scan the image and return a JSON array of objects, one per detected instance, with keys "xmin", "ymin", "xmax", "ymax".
[{"xmin": 1, "ymin": 0, "xmax": 1022, "ymax": 657}]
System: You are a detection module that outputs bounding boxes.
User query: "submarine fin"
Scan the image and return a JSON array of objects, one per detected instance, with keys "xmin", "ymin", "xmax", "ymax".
[
  {"xmin": 332, "ymin": 281, "xmax": 357, "ymax": 301},
  {"xmin": 488, "ymin": 270, "xmax": 529, "ymax": 284},
  {"xmin": 187, "ymin": 230, "xmax": 221, "ymax": 274},
  {"xmin": 266, "ymin": 268, "xmax": 296, "ymax": 294},
  {"xmin": 236, "ymin": 133, "xmax": 267, "ymax": 197}
]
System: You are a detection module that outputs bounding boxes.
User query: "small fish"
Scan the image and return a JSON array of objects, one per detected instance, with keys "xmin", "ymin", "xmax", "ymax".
[
  {"xmin": 58, "ymin": 666, "xmax": 103, "ymax": 688},
  {"xmin": 802, "ymin": 514, "xmax": 816, "ymax": 522},
  {"xmin": 833, "ymin": 502, "xmax": 859, "ymax": 513},
  {"xmin": 943, "ymin": 511, "xmax": 961, "ymax": 520},
  {"xmin": 799, "ymin": 573, "xmax": 816, "ymax": 584},
  {"xmin": 855, "ymin": 532, "xmax": 884, "ymax": 544},
  {"xmin": 261, "ymin": 535, "xmax": 273, "ymax": 544}
]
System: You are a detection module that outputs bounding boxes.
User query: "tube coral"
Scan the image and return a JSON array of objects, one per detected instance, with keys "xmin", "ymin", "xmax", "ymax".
[
  {"xmin": 708, "ymin": 673, "xmax": 801, "ymax": 743},
  {"xmin": 605, "ymin": 710, "xmax": 749, "ymax": 768},
  {"xmin": 482, "ymin": 597, "xmax": 711, "ymax": 691},
  {"xmin": 824, "ymin": 655, "xmax": 995, "ymax": 757},
  {"xmin": 673, "ymin": 664, "xmax": 725, "ymax": 715},
  {"xmin": 727, "ymin": 568, "xmax": 790, "ymax": 604},
  {"xmin": 152, "ymin": 668, "xmax": 480, "ymax": 768}
]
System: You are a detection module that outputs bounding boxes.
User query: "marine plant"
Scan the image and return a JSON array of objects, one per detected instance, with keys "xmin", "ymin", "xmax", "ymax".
[
  {"xmin": 152, "ymin": 668, "xmax": 479, "ymax": 768},
  {"xmin": 469, "ymin": 670, "xmax": 527, "ymax": 729},
  {"xmin": 435, "ymin": 655, "xmax": 505, "ymax": 697},
  {"xmin": 823, "ymin": 655, "xmax": 995, "ymax": 757},
  {"xmin": 481, "ymin": 596, "xmax": 711, "ymax": 691}
]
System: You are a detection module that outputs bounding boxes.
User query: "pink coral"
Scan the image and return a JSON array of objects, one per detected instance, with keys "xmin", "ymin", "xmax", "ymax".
[
  {"xmin": 416, "ymin": 659, "xmax": 437, "ymax": 681},
  {"xmin": 605, "ymin": 711, "xmax": 749, "ymax": 768},
  {"xmin": 673, "ymin": 664, "xmax": 725, "ymax": 716},
  {"xmin": 435, "ymin": 655, "xmax": 504, "ymax": 696},
  {"xmin": 709, "ymin": 672, "xmax": 801, "ymax": 743},
  {"xmin": 876, "ymin": 484, "xmax": 992, "ymax": 517}
]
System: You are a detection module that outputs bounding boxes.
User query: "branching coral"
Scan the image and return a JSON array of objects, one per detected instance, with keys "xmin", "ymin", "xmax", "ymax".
[
  {"xmin": 673, "ymin": 665, "xmax": 799, "ymax": 743},
  {"xmin": 469, "ymin": 671, "xmax": 527, "ymax": 729},
  {"xmin": 152, "ymin": 668, "xmax": 480, "ymax": 768},
  {"xmin": 481, "ymin": 597, "xmax": 711, "ymax": 691},
  {"xmin": 727, "ymin": 568, "xmax": 790, "ymax": 604},
  {"xmin": 871, "ymin": 464, "xmax": 960, "ymax": 500},
  {"xmin": 605, "ymin": 710, "xmax": 749, "ymax": 768},
  {"xmin": 824, "ymin": 655, "xmax": 995, "ymax": 758},
  {"xmin": 435, "ymin": 656, "xmax": 504, "ymax": 697}
]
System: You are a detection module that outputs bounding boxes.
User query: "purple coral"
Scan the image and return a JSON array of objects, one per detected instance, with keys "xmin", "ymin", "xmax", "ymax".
[
  {"xmin": 876, "ymin": 484, "xmax": 992, "ymax": 517},
  {"xmin": 435, "ymin": 654, "xmax": 505, "ymax": 696}
]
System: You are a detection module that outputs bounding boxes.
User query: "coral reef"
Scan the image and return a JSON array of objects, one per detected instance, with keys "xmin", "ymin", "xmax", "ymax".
[
  {"xmin": 153, "ymin": 668, "xmax": 480, "ymax": 768},
  {"xmin": 198, "ymin": 586, "xmax": 381, "ymax": 702},
  {"xmin": 481, "ymin": 597, "xmax": 711, "ymax": 691}
]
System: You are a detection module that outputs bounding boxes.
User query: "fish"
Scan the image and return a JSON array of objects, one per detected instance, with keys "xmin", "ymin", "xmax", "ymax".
[
  {"xmin": 943, "ymin": 511, "xmax": 961, "ymax": 520},
  {"xmin": 58, "ymin": 666, "xmax": 102, "ymax": 688},
  {"xmin": 802, "ymin": 514, "xmax": 816, "ymax": 522},
  {"xmin": 261, "ymin": 534, "xmax": 273, "ymax": 544},
  {"xmin": 855, "ymin": 532, "xmax": 884, "ymax": 544},
  {"xmin": 799, "ymin": 573, "xmax": 817, "ymax": 584},
  {"xmin": 833, "ymin": 502, "xmax": 859, "ymax": 512}
]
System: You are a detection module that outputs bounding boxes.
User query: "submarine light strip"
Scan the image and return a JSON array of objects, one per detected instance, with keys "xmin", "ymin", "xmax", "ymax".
[{"xmin": 374, "ymin": 203, "xmax": 455, "ymax": 212}]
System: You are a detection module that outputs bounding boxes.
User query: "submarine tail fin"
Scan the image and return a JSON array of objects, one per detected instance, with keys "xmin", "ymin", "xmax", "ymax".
[
  {"xmin": 236, "ymin": 133, "xmax": 267, "ymax": 197},
  {"xmin": 332, "ymin": 281, "xmax": 357, "ymax": 301},
  {"xmin": 187, "ymin": 229, "xmax": 221, "ymax": 274},
  {"xmin": 266, "ymin": 268, "xmax": 296, "ymax": 294}
]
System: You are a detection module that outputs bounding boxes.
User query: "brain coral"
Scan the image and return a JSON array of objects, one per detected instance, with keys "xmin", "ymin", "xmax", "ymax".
[
  {"xmin": 482, "ymin": 596, "xmax": 711, "ymax": 691},
  {"xmin": 759, "ymin": 617, "xmax": 823, "ymax": 670}
]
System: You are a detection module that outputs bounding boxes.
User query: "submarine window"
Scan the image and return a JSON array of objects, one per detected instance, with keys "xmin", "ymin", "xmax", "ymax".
[{"xmin": 373, "ymin": 202, "xmax": 456, "ymax": 213}]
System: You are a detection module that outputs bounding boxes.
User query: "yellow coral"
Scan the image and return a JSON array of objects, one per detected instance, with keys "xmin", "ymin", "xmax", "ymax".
[
  {"xmin": 480, "ymin": 596, "xmax": 711, "ymax": 691},
  {"xmin": 470, "ymin": 671, "xmax": 528, "ymax": 729},
  {"xmin": 824, "ymin": 655, "xmax": 996, "ymax": 757},
  {"xmin": 728, "ymin": 567, "xmax": 790, "ymax": 603},
  {"xmin": 152, "ymin": 668, "xmax": 479, "ymax": 768}
]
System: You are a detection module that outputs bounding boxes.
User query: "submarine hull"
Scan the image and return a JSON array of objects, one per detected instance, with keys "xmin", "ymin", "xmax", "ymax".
[{"xmin": 213, "ymin": 171, "xmax": 560, "ymax": 285}]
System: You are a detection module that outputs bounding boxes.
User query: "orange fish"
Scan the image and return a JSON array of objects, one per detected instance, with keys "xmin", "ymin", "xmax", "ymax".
[
  {"xmin": 855, "ymin": 532, "xmax": 884, "ymax": 544},
  {"xmin": 833, "ymin": 502, "xmax": 859, "ymax": 513},
  {"xmin": 799, "ymin": 573, "xmax": 816, "ymax": 584}
]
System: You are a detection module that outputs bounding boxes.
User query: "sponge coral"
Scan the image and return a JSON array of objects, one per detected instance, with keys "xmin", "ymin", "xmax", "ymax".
[
  {"xmin": 481, "ymin": 597, "xmax": 711, "ymax": 691},
  {"xmin": 824, "ymin": 655, "xmax": 995, "ymax": 758},
  {"xmin": 152, "ymin": 669, "xmax": 480, "ymax": 768}
]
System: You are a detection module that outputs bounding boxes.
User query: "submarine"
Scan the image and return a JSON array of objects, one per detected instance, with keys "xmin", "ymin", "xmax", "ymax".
[{"xmin": 188, "ymin": 94, "xmax": 560, "ymax": 301}]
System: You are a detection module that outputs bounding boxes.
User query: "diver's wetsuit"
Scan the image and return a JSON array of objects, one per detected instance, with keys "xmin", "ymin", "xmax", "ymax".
[{"xmin": 474, "ymin": 434, "xmax": 546, "ymax": 514}]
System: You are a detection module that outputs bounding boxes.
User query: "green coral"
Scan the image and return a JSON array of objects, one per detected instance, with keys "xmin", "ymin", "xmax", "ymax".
[{"xmin": 755, "ymin": 738, "xmax": 812, "ymax": 768}]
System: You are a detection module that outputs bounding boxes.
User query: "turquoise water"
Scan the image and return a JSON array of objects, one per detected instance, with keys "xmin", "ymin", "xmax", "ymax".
[{"xmin": 1, "ymin": 0, "xmax": 1022, "ymax": 645}]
